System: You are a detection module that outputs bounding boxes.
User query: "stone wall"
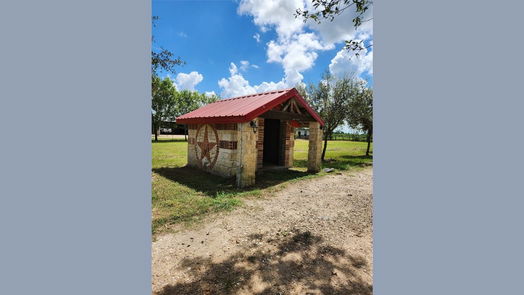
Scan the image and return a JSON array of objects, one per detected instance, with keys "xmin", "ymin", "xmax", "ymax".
[
  {"xmin": 187, "ymin": 122, "xmax": 258, "ymax": 187},
  {"xmin": 236, "ymin": 121, "xmax": 257, "ymax": 187},
  {"xmin": 187, "ymin": 126, "xmax": 198, "ymax": 167},
  {"xmin": 187, "ymin": 123, "xmax": 240, "ymax": 178},
  {"xmin": 186, "ymin": 118, "xmax": 298, "ymax": 187}
]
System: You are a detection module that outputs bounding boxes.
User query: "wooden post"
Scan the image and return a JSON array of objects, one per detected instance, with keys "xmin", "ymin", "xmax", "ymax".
[{"xmin": 307, "ymin": 122, "xmax": 323, "ymax": 172}]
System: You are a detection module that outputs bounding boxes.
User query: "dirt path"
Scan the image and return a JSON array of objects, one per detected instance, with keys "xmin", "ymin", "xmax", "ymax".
[{"xmin": 153, "ymin": 168, "xmax": 373, "ymax": 295}]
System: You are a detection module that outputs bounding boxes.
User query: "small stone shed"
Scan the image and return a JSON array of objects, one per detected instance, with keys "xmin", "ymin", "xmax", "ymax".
[{"xmin": 175, "ymin": 88, "xmax": 324, "ymax": 187}]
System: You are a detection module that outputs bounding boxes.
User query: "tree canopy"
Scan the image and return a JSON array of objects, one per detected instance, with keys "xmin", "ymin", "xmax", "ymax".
[
  {"xmin": 151, "ymin": 76, "xmax": 218, "ymax": 141},
  {"xmin": 174, "ymin": 89, "xmax": 218, "ymax": 119},
  {"xmin": 152, "ymin": 16, "xmax": 184, "ymax": 77},
  {"xmin": 298, "ymin": 72, "xmax": 364, "ymax": 160},
  {"xmin": 152, "ymin": 76, "xmax": 177, "ymax": 141},
  {"xmin": 346, "ymin": 87, "xmax": 373, "ymax": 156}
]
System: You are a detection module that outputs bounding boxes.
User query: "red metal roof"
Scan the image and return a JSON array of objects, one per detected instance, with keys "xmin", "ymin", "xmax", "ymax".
[{"xmin": 175, "ymin": 88, "xmax": 324, "ymax": 126}]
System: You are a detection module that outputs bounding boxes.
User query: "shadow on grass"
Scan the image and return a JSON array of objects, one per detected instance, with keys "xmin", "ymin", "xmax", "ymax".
[
  {"xmin": 336, "ymin": 155, "xmax": 373, "ymax": 169},
  {"xmin": 293, "ymin": 155, "xmax": 373, "ymax": 171},
  {"xmin": 155, "ymin": 230, "xmax": 372, "ymax": 295},
  {"xmin": 153, "ymin": 166, "xmax": 314, "ymax": 198}
]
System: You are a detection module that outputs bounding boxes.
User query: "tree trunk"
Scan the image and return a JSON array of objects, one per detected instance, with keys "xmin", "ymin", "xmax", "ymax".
[
  {"xmin": 153, "ymin": 120, "xmax": 159, "ymax": 142},
  {"xmin": 365, "ymin": 128, "xmax": 372, "ymax": 156},
  {"xmin": 184, "ymin": 125, "xmax": 188, "ymax": 141},
  {"xmin": 321, "ymin": 132, "xmax": 329, "ymax": 161}
]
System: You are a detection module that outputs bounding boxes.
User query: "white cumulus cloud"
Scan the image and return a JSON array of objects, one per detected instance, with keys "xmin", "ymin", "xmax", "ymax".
[
  {"xmin": 239, "ymin": 60, "xmax": 250, "ymax": 71},
  {"xmin": 305, "ymin": 2, "xmax": 373, "ymax": 45},
  {"xmin": 217, "ymin": 1, "xmax": 373, "ymax": 98},
  {"xmin": 218, "ymin": 62, "xmax": 288, "ymax": 98},
  {"xmin": 204, "ymin": 91, "xmax": 216, "ymax": 97},
  {"xmin": 329, "ymin": 45, "xmax": 373, "ymax": 79},
  {"xmin": 238, "ymin": 0, "xmax": 373, "ymax": 84},
  {"xmin": 174, "ymin": 71, "xmax": 203, "ymax": 91},
  {"xmin": 267, "ymin": 32, "xmax": 333, "ymax": 86},
  {"xmin": 238, "ymin": 0, "xmax": 305, "ymax": 41}
]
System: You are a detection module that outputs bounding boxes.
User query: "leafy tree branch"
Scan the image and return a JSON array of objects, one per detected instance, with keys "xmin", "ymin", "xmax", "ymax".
[{"xmin": 295, "ymin": 0, "xmax": 373, "ymax": 56}]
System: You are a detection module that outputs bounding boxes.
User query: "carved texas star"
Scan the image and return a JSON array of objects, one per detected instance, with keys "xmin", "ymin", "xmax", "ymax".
[{"xmin": 197, "ymin": 125, "xmax": 217, "ymax": 164}]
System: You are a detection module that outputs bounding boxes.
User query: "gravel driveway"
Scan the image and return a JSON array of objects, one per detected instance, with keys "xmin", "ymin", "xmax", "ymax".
[{"xmin": 153, "ymin": 167, "xmax": 373, "ymax": 294}]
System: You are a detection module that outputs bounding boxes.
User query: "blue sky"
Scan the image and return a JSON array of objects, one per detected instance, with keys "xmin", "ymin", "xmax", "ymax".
[{"xmin": 152, "ymin": 0, "xmax": 373, "ymax": 100}]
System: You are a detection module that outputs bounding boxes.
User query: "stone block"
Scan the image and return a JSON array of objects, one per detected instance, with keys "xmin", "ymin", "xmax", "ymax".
[
  {"xmin": 307, "ymin": 122, "xmax": 323, "ymax": 172},
  {"xmin": 236, "ymin": 121, "xmax": 257, "ymax": 187}
]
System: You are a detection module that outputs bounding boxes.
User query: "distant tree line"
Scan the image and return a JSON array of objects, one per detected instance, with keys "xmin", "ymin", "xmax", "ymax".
[{"xmin": 329, "ymin": 132, "xmax": 369, "ymax": 142}]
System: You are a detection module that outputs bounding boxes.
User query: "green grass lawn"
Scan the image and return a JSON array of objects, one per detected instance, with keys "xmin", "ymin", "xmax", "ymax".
[{"xmin": 152, "ymin": 138, "xmax": 372, "ymax": 234}]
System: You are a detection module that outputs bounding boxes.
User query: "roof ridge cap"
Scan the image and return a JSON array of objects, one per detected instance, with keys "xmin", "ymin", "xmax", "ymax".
[{"xmin": 218, "ymin": 88, "xmax": 294, "ymax": 101}]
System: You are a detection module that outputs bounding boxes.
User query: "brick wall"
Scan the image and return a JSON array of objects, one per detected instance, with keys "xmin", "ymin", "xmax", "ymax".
[
  {"xmin": 256, "ymin": 117, "xmax": 264, "ymax": 170},
  {"xmin": 286, "ymin": 123, "xmax": 294, "ymax": 167},
  {"xmin": 276, "ymin": 120, "xmax": 294, "ymax": 167}
]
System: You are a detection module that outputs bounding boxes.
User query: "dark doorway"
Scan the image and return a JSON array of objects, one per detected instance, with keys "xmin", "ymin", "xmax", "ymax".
[{"xmin": 263, "ymin": 119, "xmax": 281, "ymax": 165}]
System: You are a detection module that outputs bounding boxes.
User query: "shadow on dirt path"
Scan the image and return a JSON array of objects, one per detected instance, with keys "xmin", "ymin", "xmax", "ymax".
[{"xmin": 155, "ymin": 230, "xmax": 372, "ymax": 295}]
